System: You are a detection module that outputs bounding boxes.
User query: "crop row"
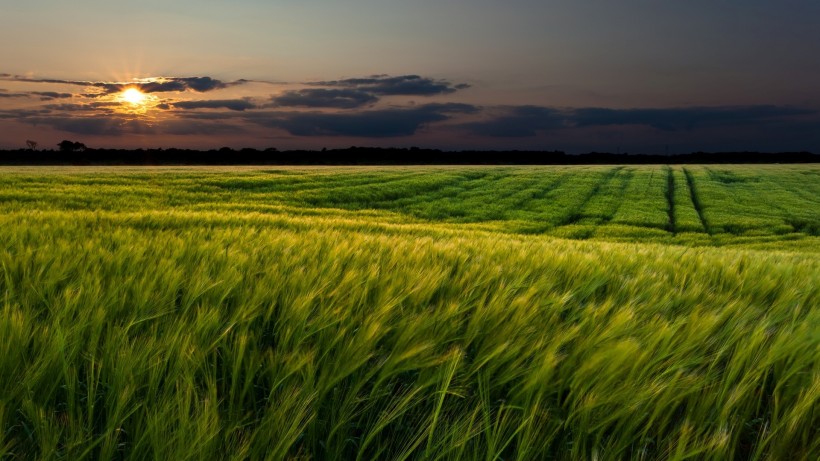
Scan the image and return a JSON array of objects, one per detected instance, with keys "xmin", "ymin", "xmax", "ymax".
[{"xmin": 0, "ymin": 165, "xmax": 816, "ymax": 249}]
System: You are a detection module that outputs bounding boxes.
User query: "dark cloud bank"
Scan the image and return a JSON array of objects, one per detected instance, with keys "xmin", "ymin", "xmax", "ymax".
[
  {"xmin": 2, "ymin": 72, "xmax": 818, "ymax": 152},
  {"xmin": 171, "ymin": 102, "xmax": 816, "ymax": 143},
  {"xmin": 242, "ymin": 103, "xmax": 478, "ymax": 137},
  {"xmin": 9, "ymin": 102, "xmax": 816, "ymax": 150},
  {"xmin": 464, "ymin": 105, "xmax": 818, "ymax": 138}
]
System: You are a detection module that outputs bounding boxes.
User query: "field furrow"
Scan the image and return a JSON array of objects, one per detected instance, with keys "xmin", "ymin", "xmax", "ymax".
[
  {"xmin": 665, "ymin": 167, "xmax": 677, "ymax": 234},
  {"xmin": 671, "ymin": 168, "xmax": 706, "ymax": 234},
  {"xmin": 683, "ymin": 167, "xmax": 713, "ymax": 234}
]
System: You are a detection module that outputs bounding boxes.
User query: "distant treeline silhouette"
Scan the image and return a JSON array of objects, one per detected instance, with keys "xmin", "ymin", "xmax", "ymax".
[{"xmin": 0, "ymin": 145, "xmax": 817, "ymax": 165}]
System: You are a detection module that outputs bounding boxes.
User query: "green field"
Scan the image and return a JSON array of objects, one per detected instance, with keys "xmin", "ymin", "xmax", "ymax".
[{"xmin": 0, "ymin": 165, "xmax": 817, "ymax": 460}]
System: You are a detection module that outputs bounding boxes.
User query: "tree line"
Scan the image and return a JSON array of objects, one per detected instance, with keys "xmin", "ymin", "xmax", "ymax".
[{"xmin": 0, "ymin": 142, "xmax": 817, "ymax": 165}]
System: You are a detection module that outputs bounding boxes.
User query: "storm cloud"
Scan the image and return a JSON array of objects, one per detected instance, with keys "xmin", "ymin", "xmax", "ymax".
[{"xmin": 313, "ymin": 75, "xmax": 470, "ymax": 96}]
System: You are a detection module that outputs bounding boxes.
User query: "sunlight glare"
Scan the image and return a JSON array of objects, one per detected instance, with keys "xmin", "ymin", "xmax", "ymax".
[{"xmin": 121, "ymin": 88, "xmax": 147, "ymax": 105}]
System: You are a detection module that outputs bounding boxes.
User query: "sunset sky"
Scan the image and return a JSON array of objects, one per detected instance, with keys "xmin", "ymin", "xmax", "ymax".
[{"xmin": 2, "ymin": 1, "xmax": 820, "ymax": 153}]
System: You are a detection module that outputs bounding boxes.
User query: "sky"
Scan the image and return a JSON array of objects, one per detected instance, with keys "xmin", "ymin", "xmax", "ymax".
[{"xmin": 1, "ymin": 0, "xmax": 819, "ymax": 153}]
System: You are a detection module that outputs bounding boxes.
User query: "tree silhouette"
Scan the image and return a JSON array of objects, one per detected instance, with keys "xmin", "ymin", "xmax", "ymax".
[
  {"xmin": 58, "ymin": 140, "xmax": 86, "ymax": 152},
  {"xmin": 25, "ymin": 140, "xmax": 38, "ymax": 151}
]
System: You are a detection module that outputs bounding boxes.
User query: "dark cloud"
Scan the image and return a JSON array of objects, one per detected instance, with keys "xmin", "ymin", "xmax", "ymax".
[
  {"xmin": 464, "ymin": 105, "xmax": 818, "ymax": 137},
  {"xmin": 271, "ymin": 89, "xmax": 379, "ymax": 109},
  {"xmin": 135, "ymin": 77, "xmax": 236, "ymax": 94},
  {"xmin": 0, "ymin": 109, "xmax": 51, "ymax": 119},
  {"xmin": 17, "ymin": 111, "xmax": 241, "ymax": 137},
  {"xmin": 173, "ymin": 99, "xmax": 256, "ymax": 111},
  {"xmin": 245, "ymin": 103, "xmax": 478, "ymax": 137},
  {"xmin": 464, "ymin": 106, "xmax": 566, "ymax": 137},
  {"xmin": 31, "ymin": 91, "xmax": 74, "ymax": 101},
  {"xmin": 2, "ymin": 77, "xmax": 113, "ymax": 94},
  {"xmin": 0, "ymin": 91, "xmax": 28, "ymax": 98},
  {"xmin": 25, "ymin": 116, "xmax": 149, "ymax": 136},
  {"xmin": 160, "ymin": 120, "xmax": 247, "ymax": 136},
  {"xmin": 43, "ymin": 102, "xmax": 122, "ymax": 113},
  {"xmin": 313, "ymin": 75, "xmax": 469, "ymax": 96},
  {"xmin": 5, "ymin": 75, "xmax": 245, "ymax": 96},
  {"xmin": 418, "ymin": 103, "xmax": 479, "ymax": 114},
  {"xmin": 572, "ymin": 106, "xmax": 815, "ymax": 131}
]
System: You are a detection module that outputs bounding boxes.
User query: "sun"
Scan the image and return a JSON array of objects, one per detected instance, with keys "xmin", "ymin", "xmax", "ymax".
[
  {"xmin": 114, "ymin": 85, "xmax": 159, "ymax": 115},
  {"xmin": 121, "ymin": 87, "xmax": 146, "ymax": 105}
]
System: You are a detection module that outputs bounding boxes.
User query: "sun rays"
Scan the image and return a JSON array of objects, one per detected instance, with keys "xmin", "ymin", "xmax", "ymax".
[
  {"xmin": 120, "ymin": 88, "xmax": 146, "ymax": 105},
  {"xmin": 115, "ymin": 85, "xmax": 160, "ymax": 115}
]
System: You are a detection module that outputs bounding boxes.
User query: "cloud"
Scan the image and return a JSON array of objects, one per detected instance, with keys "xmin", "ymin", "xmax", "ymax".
[
  {"xmin": 2, "ymin": 73, "xmax": 463, "ymax": 102},
  {"xmin": 18, "ymin": 111, "xmax": 243, "ymax": 137},
  {"xmin": 313, "ymin": 75, "xmax": 470, "ymax": 96},
  {"xmin": 572, "ymin": 105, "xmax": 816, "ymax": 131},
  {"xmin": 4, "ymin": 75, "xmax": 246, "ymax": 96},
  {"xmin": 135, "ymin": 77, "xmax": 238, "ymax": 94},
  {"xmin": 31, "ymin": 91, "xmax": 74, "ymax": 101},
  {"xmin": 25, "ymin": 116, "xmax": 149, "ymax": 136},
  {"xmin": 464, "ymin": 105, "xmax": 818, "ymax": 137},
  {"xmin": 173, "ymin": 99, "xmax": 256, "ymax": 111},
  {"xmin": 464, "ymin": 106, "xmax": 567, "ymax": 137},
  {"xmin": 0, "ymin": 90, "xmax": 29, "ymax": 98},
  {"xmin": 0, "ymin": 89, "xmax": 72, "ymax": 99},
  {"xmin": 245, "ymin": 103, "xmax": 478, "ymax": 137},
  {"xmin": 268, "ymin": 75, "xmax": 470, "ymax": 109},
  {"xmin": 160, "ymin": 120, "xmax": 247, "ymax": 136},
  {"xmin": 43, "ymin": 102, "xmax": 121, "ymax": 113},
  {"xmin": 0, "ymin": 109, "xmax": 51, "ymax": 119},
  {"xmin": 271, "ymin": 89, "xmax": 379, "ymax": 109}
]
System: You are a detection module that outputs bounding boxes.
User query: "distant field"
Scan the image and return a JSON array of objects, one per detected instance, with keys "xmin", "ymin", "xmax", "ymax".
[
  {"xmin": 0, "ymin": 166, "xmax": 817, "ymax": 460},
  {"xmin": 0, "ymin": 164, "xmax": 817, "ymax": 250}
]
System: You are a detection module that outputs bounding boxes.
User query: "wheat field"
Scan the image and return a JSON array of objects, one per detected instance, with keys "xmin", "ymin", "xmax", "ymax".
[{"xmin": 0, "ymin": 165, "xmax": 817, "ymax": 460}]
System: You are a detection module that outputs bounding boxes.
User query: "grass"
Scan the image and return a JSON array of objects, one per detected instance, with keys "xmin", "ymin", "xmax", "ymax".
[{"xmin": 0, "ymin": 165, "xmax": 817, "ymax": 460}]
